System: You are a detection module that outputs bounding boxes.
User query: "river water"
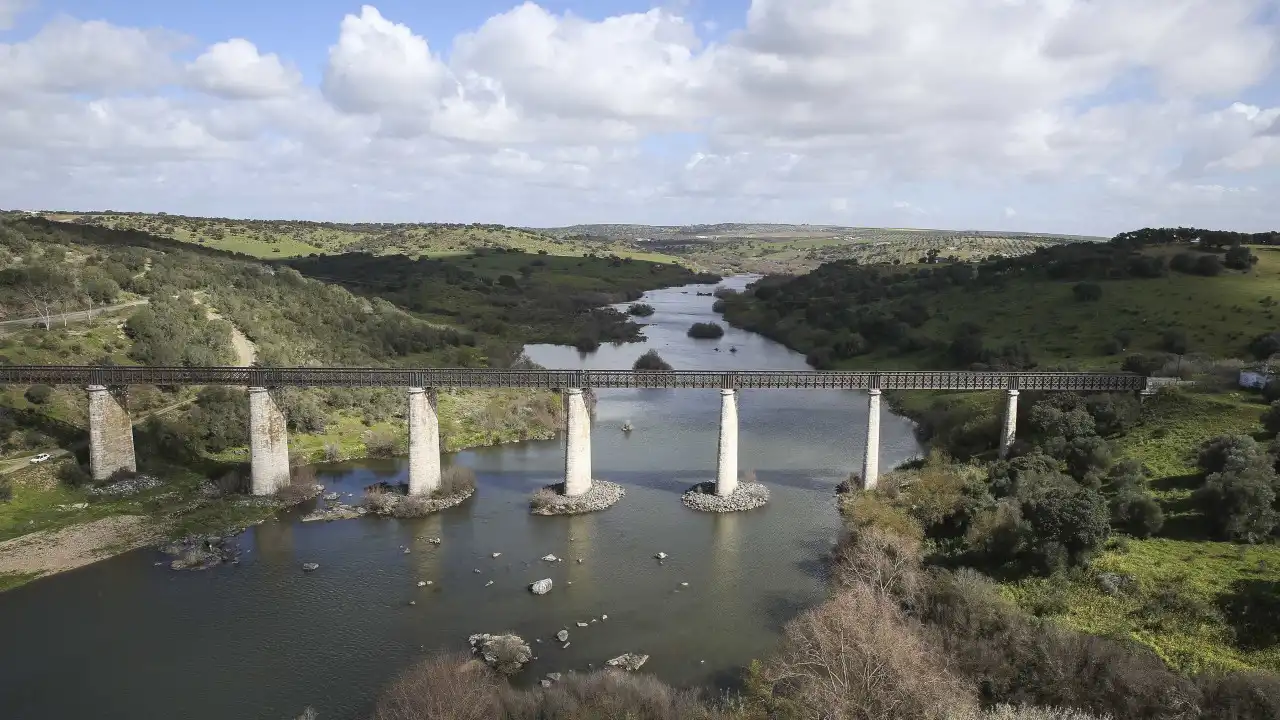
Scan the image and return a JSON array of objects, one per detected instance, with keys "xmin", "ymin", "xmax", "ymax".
[{"xmin": 0, "ymin": 276, "xmax": 921, "ymax": 720}]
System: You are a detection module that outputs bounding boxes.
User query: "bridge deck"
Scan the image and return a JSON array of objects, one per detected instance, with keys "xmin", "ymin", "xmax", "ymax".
[{"xmin": 0, "ymin": 366, "xmax": 1153, "ymax": 391}]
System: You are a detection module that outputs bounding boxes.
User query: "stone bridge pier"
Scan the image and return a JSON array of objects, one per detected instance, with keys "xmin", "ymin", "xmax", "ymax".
[
  {"xmin": 860, "ymin": 389, "xmax": 882, "ymax": 489},
  {"xmin": 563, "ymin": 388, "xmax": 593, "ymax": 496},
  {"xmin": 87, "ymin": 384, "xmax": 136, "ymax": 482},
  {"xmin": 249, "ymin": 387, "xmax": 290, "ymax": 495},
  {"xmin": 407, "ymin": 387, "xmax": 442, "ymax": 495},
  {"xmin": 716, "ymin": 389, "xmax": 739, "ymax": 496}
]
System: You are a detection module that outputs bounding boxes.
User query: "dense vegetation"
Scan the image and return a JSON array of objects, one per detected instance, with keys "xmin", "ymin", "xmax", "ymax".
[
  {"xmin": 633, "ymin": 349, "xmax": 673, "ymax": 371},
  {"xmin": 286, "ymin": 251, "xmax": 715, "ymax": 351}
]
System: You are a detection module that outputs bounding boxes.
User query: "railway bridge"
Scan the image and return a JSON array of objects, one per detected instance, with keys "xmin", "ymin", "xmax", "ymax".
[{"xmin": 0, "ymin": 366, "xmax": 1174, "ymax": 496}]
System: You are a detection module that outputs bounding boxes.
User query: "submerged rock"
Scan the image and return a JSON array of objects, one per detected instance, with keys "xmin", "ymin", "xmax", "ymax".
[
  {"xmin": 301, "ymin": 563, "xmax": 319, "ymax": 572},
  {"xmin": 166, "ymin": 535, "xmax": 241, "ymax": 571}
]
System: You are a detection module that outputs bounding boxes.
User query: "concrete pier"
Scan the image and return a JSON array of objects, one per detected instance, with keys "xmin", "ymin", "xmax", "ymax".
[
  {"xmin": 87, "ymin": 384, "xmax": 136, "ymax": 482},
  {"xmin": 407, "ymin": 387, "xmax": 442, "ymax": 496},
  {"xmin": 563, "ymin": 388, "xmax": 592, "ymax": 496},
  {"xmin": 249, "ymin": 387, "xmax": 290, "ymax": 496},
  {"xmin": 861, "ymin": 389, "xmax": 881, "ymax": 489},
  {"xmin": 716, "ymin": 389, "xmax": 739, "ymax": 496},
  {"xmin": 999, "ymin": 389, "xmax": 1019, "ymax": 459}
]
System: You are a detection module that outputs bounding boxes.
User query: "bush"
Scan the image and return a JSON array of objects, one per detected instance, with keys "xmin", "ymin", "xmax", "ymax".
[
  {"xmin": 58, "ymin": 461, "xmax": 92, "ymax": 487},
  {"xmin": 1170, "ymin": 252, "xmax": 1198, "ymax": 274},
  {"xmin": 1195, "ymin": 254, "xmax": 1223, "ymax": 276},
  {"xmin": 1072, "ymin": 282, "xmax": 1102, "ymax": 302},
  {"xmin": 831, "ymin": 526, "xmax": 924, "ymax": 602},
  {"xmin": 23, "ymin": 384, "xmax": 53, "ymax": 404},
  {"xmin": 840, "ymin": 491, "xmax": 925, "ymax": 543},
  {"xmin": 1161, "ymin": 328, "xmax": 1189, "ymax": 354},
  {"xmin": 754, "ymin": 585, "xmax": 975, "ymax": 719},
  {"xmin": 436, "ymin": 464, "xmax": 476, "ymax": 498},
  {"xmin": 363, "ymin": 427, "xmax": 400, "ymax": 457},
  {"xmin": 498, "ymin": 671, "xmax": 729, "ymax": 720},
  {"xmin": 1225, "ymin": 243, "xmax": 1256, "ymax": 270},
  {"xmin": 1110, "ymin": 492, "xmax": 1164, "ymax": 538},
  {"xmin": 686, "ymin": 322, "xmax": 724, "ymax": 339},
  {"xmin": 627, "ymin": 303, "xmax": 655, "ymax": 317},
  {"xmin": 1197, "ymin": 671, "xmax": 1280, "ymax": 719},
  {"xmin": 0, "ymin": 479, "xmax": 11, "ymax": 503},
  {"xmin": 364, "ymin": 488, "xmax": 399, "ymax": 515},
  {"xmin": 633, "ymin": 349, "xmax": 673, "ymax": 371},
  {"xmin": 370, "ymin": 653, "xmax": 498, "ymax": 720}
]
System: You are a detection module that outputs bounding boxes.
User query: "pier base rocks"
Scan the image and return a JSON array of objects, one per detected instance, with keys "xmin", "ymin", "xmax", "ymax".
[
  {"xmin": 530, "ymin": 481, "xmax": 625, "ymax": 516},
  {"xmin": 469, "ymin": 633, "xmax": 533, "ymax": 676},
  {"xmin": 682, "ymin": 481, "xmax": 769, "ymax": 512}
]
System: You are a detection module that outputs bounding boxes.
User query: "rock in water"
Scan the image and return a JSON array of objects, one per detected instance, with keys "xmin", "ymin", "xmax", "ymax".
[
  {"xmin": 492, "ymin": 552, "xmax": 502, "ymax": 558},
  {"xmin": 655, "ymin": 552, "xmax": 668, "ymax": 560},
  {"xmin": 576, "ymin": 622, "xmax": 588, "ymax": 627},
  {"xmin": 530, "ymin": 578, "xmax": 553, "ymax": 595},
  {"xmin": 301, "ymin": 563, "xmax": 319, "ymax": 572},
  {"xmin": 542, "ymin": 554, "xmax": 559, "ymax": 562},
  {"xmin": 468, "ymin": 633, "xmax": 533, "ymax": 676},
  {"xmin": 417, "ymin": 581, "xmax": 427, "ymax": 587},
  {"xmin": 540, "ymin": 679, "xmax": 552, "ymax": 688},
  {"xmin": 606, "ymin": 653, "xmax": 650, "ymax": 671},
  {"xmin": 556, "ymin": 629, "xmax": 569, "ymax": 642}
]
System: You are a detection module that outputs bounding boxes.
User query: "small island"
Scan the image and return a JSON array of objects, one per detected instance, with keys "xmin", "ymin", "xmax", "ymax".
[
  {"xmin": 633, "ymin": 349, "xmax": 673, "ymax": 371},
  {"xmin": 687, "ymin": 322, "xmax": 725, "ymax": 339}
]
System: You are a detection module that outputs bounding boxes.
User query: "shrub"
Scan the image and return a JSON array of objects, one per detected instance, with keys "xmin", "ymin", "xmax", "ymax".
[
  {"xmin": 1197, "ymin": 671, "xmax": 1280, "ymax": 719},
  {"xmin": 840, "ymin": 491, "xmax": 925, "ymax": 543},
  {"xmin": 0, "ymin": 479, "xmax": 11, "ymax": 503},
  {"xmin": 711, "ymin": 299, "xmax": 726, "ymax": 313},
  {"xmin": 831, "ymin": 526, "xmax": 924, "ymax": 602},
  {"xmin": 436, "ymin": 464, "xmax": 476, "ymax": 498},
  {"xmin": 364, "ymin": 488, "xmax": 399, "ymax": 514},
  {"xmin": 213, "ymin": 467, "xmax": 246, "ymax": 495},
  {"xmin": 23, "ymin": 384, "xmax": 53, "ymax": 404},
  {"xmin": 686, "ymin": 322, "xmax": 725, "ymax": 339},
  {"xmin": 498, "ymin": 671, "xmax": 728, "ymax": 720},
  {"xmin": 276, "ymin": 467, "xmax": 319, "ymax": 505},
  {"xmin": 58, "ymin": 462, "xmax": 91, "ymax": 487},
  {"xmin": 627, "ymin": 303, "xmax": 655, "ymax": 317},
  {"xmin": 1110, "ymin": 492, "xmax": 1164, "ymax": 538},
  {"xmin": 370, "ymin": 653, "xmax": 498, "ymax": 720},
  {"xmin": 1072, "ymin": 282, "xmax": 1102, "ymax": 302},
  {"xmin": 754, "ymin": 585, "xmax": 976, "ymax": 719},
  {"xmin": 633, "ymin": 349, "xmax": 673, "ymax": 371},
  {"xmin": 363, "ymin": 427, "xmax": 400, "ymax": 457},
  {"xmin": 1196, "ymin": 254, "xmax": 1223, "ymax": 276},
  {"xmin": 1225, "ymin": 243, "xmax": 1256, "ymax": 270},
  {"xmin": 1170, "ymin": 252, "xmax": 1197, "ymax": 274}
]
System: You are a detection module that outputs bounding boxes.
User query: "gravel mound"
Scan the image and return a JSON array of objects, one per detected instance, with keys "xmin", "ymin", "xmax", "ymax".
[
  {"xmin": 530, "ymin": 481, "xmax": 625, "ymax": 515},
  {"xmin": 682, "ymin": 482, "xmax": 769, "ymax": 512}
]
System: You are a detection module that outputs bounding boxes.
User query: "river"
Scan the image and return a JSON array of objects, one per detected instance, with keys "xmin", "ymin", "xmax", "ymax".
[{"xmin": 0, "ymin": 275, "xmax": 921, "ymax": 720}]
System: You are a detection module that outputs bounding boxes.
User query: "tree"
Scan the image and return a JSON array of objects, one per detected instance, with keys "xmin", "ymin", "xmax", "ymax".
[
  {"xmin": 1196, "ymin": 464, "xmax": 1278, "ymax": 543},
  {"xmin": 79, "ymin": 267, "xmax": 121, "ymax": 305},
  {"xmin": 1072, "ymin": 282, "xmax": 1102, "ymax": 302},
  {"xmin": 1170, "ymin": 252, "xmax": 1197, "ymax": 274},
  {"xmin": 627, "ymin": 303, "xmax": 655, "ymax": 317},
  {"xmin": 1264, "ymin": 402, "xmax": 1280, "ymax": 435},
  {"xmin": 1161, "ymin": 328, "xmax": 1188, "ymax": 354}
]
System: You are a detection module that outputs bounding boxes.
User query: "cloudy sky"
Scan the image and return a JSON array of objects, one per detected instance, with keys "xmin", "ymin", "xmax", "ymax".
[{"xmin": 1, "ymin": 0, "xmax": 1278, "ymax": 235}]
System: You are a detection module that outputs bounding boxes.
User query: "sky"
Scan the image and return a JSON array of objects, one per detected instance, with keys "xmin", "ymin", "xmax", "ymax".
[{"xmin": 1, "ymin": 0, "xmax": 1279, "ymax": 236}]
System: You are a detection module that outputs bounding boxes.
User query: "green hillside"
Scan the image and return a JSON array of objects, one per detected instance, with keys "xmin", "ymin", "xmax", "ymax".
[{"xmin": 40, "ymin": 211, "xmax": 680, "ymax": 262}]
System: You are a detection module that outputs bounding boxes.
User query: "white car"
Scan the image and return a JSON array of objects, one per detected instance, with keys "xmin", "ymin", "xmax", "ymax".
[{"xmin": 29, "ymin": 453, "xmax": 52, "ymax": 464}]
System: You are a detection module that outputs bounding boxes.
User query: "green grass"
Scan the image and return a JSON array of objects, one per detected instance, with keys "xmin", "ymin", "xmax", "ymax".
[
  {"xmin": 1003, "ymin": 538, "xmax": 1280, "ymax": 675},
  {"xmin": 0, "ymin": 571, "xmax": 38, "ymax": 592}
]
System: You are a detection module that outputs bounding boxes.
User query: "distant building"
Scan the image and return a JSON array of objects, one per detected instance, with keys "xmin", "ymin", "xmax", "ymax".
[{"xmin": 1240, "ymin": 366, "xmax": 1274, "ymax": 389}]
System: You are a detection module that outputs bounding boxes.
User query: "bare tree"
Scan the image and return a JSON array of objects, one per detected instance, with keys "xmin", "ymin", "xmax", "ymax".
[{"xmin": 21, "ymin": 287, "xmax": 58, "ymax": 330}]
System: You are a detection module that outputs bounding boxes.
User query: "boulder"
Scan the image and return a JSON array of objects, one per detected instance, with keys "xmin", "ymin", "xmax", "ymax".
[
  {"xmin": 556, "ymin": 629, "xmax": 569, "ymax": 642},
  {"xmin": 530, "ymin": 578, "xmax": 553, "ymax": 595},
  {"xmin": 542, "ymin": 554, "xmax": 559, "ymax": 562},
  {"xmin": 301, "ymin": 562, "xmax": 319, "ymax": 572},
  {"xmin": 468, "ymin": 633, "xmax": 533, "ymax": 676},
  {"xmin": 606, "ymin": 653, "xmax": 650, "ymax": 672}
]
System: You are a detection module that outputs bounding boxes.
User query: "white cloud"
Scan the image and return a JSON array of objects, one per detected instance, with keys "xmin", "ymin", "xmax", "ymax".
[
  {"xmin": 0, "ymin": 1, "xmax": 1278, "ymax": 233},
  {"xmin": 0, "ymin": 0, "xmax": 33, "ymax": 30},
  {"xmin": 0, "ymin": 16, "xmax": 188, "ymax": 96},
  {"xmin": 187, "ymin": 39, "xmax": 301, "ymax": 99}
]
